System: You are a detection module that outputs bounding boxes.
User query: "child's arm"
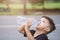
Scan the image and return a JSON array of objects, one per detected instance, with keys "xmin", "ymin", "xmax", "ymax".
[
  {"xmin": 18, "ymin": 25, "xmax": 25, "ymax": 34},
  {"xmin": 24, "ymin": 20, "xmax": 35, "ymax": 40}
]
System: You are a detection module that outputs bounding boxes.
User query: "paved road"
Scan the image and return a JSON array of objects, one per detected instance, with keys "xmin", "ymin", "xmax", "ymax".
[
  {"xmin": 0, "ymin": 15, "xmax": 60, "ymax": 40},
  {"xmin": 0, "ymin": 15, "xmax": 60, "ymax": 25}
]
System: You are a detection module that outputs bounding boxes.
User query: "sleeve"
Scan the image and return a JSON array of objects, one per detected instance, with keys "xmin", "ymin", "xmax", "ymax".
[{"xmin": 24, "ymin": 30, "xmax": 35, "ymax": 37}]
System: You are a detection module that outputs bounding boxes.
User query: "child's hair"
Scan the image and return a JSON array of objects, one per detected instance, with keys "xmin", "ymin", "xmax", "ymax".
[{"xmin": 42, "ymin": 16, "xmax": 56, "ymax": 34}]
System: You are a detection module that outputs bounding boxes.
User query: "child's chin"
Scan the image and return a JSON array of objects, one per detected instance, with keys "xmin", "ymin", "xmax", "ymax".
[{"xmin": 36, "ymin": 27, "xmax": 41, "ymax": 30}]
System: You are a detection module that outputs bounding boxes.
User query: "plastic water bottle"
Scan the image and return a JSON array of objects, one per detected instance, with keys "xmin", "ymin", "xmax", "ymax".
[
  {"xmin": 17, "ymin": 16, "xmax": 27, "ymax": 25},
  {"xmin": 17, "ymin": 16, "xmax": 40, "ymax": 29}
]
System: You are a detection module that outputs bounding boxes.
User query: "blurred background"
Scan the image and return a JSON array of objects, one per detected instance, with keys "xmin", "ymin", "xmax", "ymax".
[
  {"xmin": 0, "ymin": 0, "xmax": 60, "ymax": 40},
  {"xmin": 0, "ymin": 0, "xmax": 60, "ymax": 15}
]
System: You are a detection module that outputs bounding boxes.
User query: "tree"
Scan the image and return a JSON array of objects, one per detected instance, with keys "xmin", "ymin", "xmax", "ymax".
[
  {"xmin": 54, "ymin": 0, "xmax": 60, "ymax": 2},
  {"xmin": 28, "ymin": 0, "xmax": 44, "ymax": 5},
  {"xmin": 0, "ymin": 0, "xmax": 4, "ymax": 3},
  {"xmin": 28, "ymin": 0, "xmax": 44, "ymax": 11}
]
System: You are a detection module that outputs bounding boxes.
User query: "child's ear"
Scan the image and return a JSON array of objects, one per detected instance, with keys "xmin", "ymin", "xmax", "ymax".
[{"xmin": 44, "ymin": 27, "xmax": 50, "ymax": 32}]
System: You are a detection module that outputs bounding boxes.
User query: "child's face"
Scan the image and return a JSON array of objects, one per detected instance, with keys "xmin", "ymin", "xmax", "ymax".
[{"xmin": 37, "ymin": 18, "xmax": 50, "ymax": 32}]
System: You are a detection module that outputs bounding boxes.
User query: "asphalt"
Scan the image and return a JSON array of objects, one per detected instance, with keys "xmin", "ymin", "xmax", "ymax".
[{"xmin": 0, "ymin": 15, "xmax": 60, "ymax": 40}]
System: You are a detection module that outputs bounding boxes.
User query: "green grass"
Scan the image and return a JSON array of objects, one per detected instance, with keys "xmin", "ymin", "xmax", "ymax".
[
  {"xmin": 0, "ymin": 2, "xmax": 60, "ymax": 9},
  {"xmin": 44, "ymin": 2, "xmax": 60, "ymax": 9},
  {"xmin": 0, "ymin": 4, "xmax": 24, "ymax": 9}
]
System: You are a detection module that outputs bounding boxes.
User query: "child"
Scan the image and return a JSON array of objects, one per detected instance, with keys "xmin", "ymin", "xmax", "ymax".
[{"xmin": 18, "ymin": 16, "xmax": 56, "ymax": 40}]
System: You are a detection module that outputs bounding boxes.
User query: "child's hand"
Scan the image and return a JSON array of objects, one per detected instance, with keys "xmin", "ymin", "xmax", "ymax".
[{"xmin": 25, "ymin": 19, "xmax": 32, "ymax": 30}]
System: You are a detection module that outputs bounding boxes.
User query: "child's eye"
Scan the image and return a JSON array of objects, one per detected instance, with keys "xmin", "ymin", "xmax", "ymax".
[{"xmin": 43, "ymin": 21, "xmax": 45, "ymax": 23}]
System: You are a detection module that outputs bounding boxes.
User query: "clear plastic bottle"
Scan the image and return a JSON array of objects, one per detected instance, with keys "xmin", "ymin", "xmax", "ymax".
[{"xmin": 17, "ymin": 16, "xmax": 40, "ymax": 30}]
